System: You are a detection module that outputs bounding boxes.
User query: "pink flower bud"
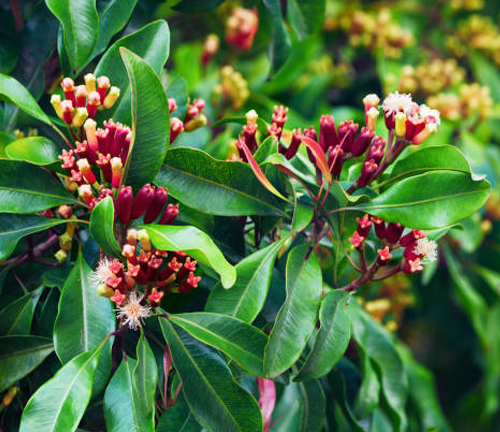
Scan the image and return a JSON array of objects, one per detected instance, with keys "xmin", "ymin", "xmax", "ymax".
[
  {"xmin": 377, "ymin": 246, "xmax": 393, "ymax": 265},
  {"xmin": 78, "ymin": 184, "xmax": 94, "ymax": 205},
  {"xmin": 59, "ymin": 149, "xmax": 76, "ymax": 172},
  {"xmin": 338, "ymin": 120, "xmax": 359, "ymax": 153},
  {"xmin": 159, "ymin": 204, "xmax": 179, "ymax": 225},
  {"xmin": 97, "ymin": 76, "xmax": 110, "ymax": 101},
  {"xmin": 356, "ymin": 214, "xmax": 372, "ymax": 238},
  {"xmin": 76, "ymin": 158, "xmax": 97, "ymax": 185},
  {"xmin": 143, "ymin": 187, "xmax": 168, "ymax": 223},
  {"xmin": 86, "ymin": 91, "xmax": 100, "ymax": 118},
  {"xmin": 131, "ymin": 184, "xmax": 155, "ymax": 220},
  {"xmin": 179, "ymin": 272, "xmax": 201, "ymax": 293},
  {"xmin": 75, "ymin": 85, "xmax": 88, "ymax": 108},
  {"xmin": 110, "ymin": 123, "xmax": 129, "ymax": 157},
  {"xmin": 319, "ymin": 115, "xmax": 339, "ymax": 151},
  {"xmin": 96, "ymin": 153, "xmax": 112, "ymax": 183},
  {"xmin": 110, "ymin": 157, "xmax": 123, "ymax": 188},
  {"xmin": 348, "ymin": 230, "xmax": 364, "ymax": 248},
  {"xmin": 168, "ymin": 98, "xmax": 178, "ymax": 114},
  {"xmin": 75, "ymin": 140, "xmax": 97, "ymax": 165},
  {"xmin": 121, "ymin": 131, "xmax": 132, "ymax": 164},
  {"xmin": 351, "ymin": 127, "xmax": 374, "ymax": 157},
  {"xmin": 403, "ymin": 257, "xmax": 423, "ymax": 274},
  {"xmin": 61, "ymin": 100, "xmax": 74, "ymax": 124},
  {"xmin": 57, "ymin": 205, "xmax": 73, "ymax": 219},
  {"xmin": 116, "ymin": 185, "xmax": 133, "ymax": 224},
  {"xmin": 400, "ymin": 229, "xmax": 425, "ymax": 246},
  {"xmin": 61, "ymin": 77, "xmax": 76, "ymax": 105},
  {"xmin": 170, "ymin": 117, "xmax": 184, "ymax": 144},
  {"xmin": 148, "ymin": 288, "xmax": 164, "ymax": 307},
  {"xmin": 366, "ymin": 136, "xmax": 386, "ymax": 165},
  {"xmin": 96, "ymin": 128, "xmax": 109, "ymax": 154},
  {"xmin": 357, "ymin": 159, "xmax": 377, "ymax": 188},
  {"xmin": 84, "ymin": 119, "xmax": 98, "ymax": 152}
]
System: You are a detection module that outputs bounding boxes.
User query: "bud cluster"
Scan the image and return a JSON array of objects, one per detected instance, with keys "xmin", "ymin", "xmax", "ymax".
[
  {"xmin": 51, "ymin": 74, "xmax": 120, "ymax": 127},
  {"xmin": 169, "ymin": 97, "xmax": 207, "ymax": 144},
  {"xmin": 225, "ymin": 7, "xmax": 259, "ymax": 51},
  {"xmin": 214, "ymin": 65, "xmax": 250, "ymax": 111}
]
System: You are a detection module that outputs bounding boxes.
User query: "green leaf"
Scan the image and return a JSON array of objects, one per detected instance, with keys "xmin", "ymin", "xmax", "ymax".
[
  {"xmin": 0, "ymin": 160, "xmax": 79, "ymax": 213},
  {"xmin": 356, "ymin": 171, "xmax": 491, "ymax": 229},
  {"xmin": 0, "ymin": 214, "xmax": 66, "ymax": 260},
  {"xmin": 169, "ymin": 312, "xmax": 267, "ymax": 376},
  {"xmin": 94, "ymin": 20, "xmax": 170, "ymax": 125},
  {"xmin": 104, "ymin": 357, "xmax": 155, "ymax": 432},
  {"xmin": 470, "ymin": 52, "xmax": 500, "ymax": 102},
  {"xmin": 89, "ymin": 197, "xmax": 121, "ymax": 257},
  {"xmin": 287, "ymin": 0, "xmax": 326, "ymax": 37},
  {"xmin": 45, "ymin": 0, "xmax": 99, "ymax": 71},
  {"xmin": 133, "ymin": 332, "xmax": 157, "ymax": 417},
  {"xmin": 0, "ymin": 73, "xmax": 52, "ymax": 125},
  {"xmin": 92, "ymin": 0, "xmax": 138, "ymax": 57},
  {"xmin": 262, "ymin": 0, "xmax": 292, "ymax": 72},
  {"xmin": 348, "ymin": 305, "xmax": 408, "ymax": 432},
  {"xmin": 381, "ymin": 145, "xmax": 473, "ymax": 187},
  {"xmin": 5, "ymin": 137, "xmax": 61, "ymax": 168},
  {"xmin": 142, "ymin": 224, "xmax": 236, "ymax": 288},
  {"xmin": 165, "ymin": 72, "xmax": 188, "ymax": 119},
  {"xmin": 156, "ymin": 147, "xmax": 287, "ymax": 216},
  {"xmin": 294, "ymin": 291, "xmax": 351, "ymax": 381},
  {"xmin": 119, "ymin": 48, "xmax": 170, "ymax": 190},
  {"xmin": 158, "ymin": 319, "xmax": 263, "ymax": 432},
  {"xmin": 0, "ymin": 335, "xmax": 53, "ymax": 392},
  {"xmin": 173, "ymin": 0, "xmax": 226, "ymax": 12},
  {"xmin": 0, "ymin": 287, "xmax": 43, "ymax": 335},
  {"xmin": 297, "ymin": 379, "xmax": 326, "ymax": 432},
  {"xmin": 212, "ymin": 116, "xmax": 269, "ymax": 137},
  {"xmin": 157, "ymin": 390, "xmax": 200, "ymax": 431},
  {"xmin": 205, "ymin": 239, "xmax": 286, "ymax": 322},
  {"xmin": 264, "ymin": 245, "xmax": 322, "ymax": 377},
  {"xmin": 54, "ymin": 253, "xmax": 115, "ymax": 363},
  {"xmin": 354, "ymin": 343, "xmax": 380, "ymax": 419},
  {"xmin": 19, "ymin": 347, "xmax": 102, "ymax": 432}
]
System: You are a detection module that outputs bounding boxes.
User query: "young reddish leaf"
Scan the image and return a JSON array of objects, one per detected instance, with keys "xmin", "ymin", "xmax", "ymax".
[
  {"xmin": 300, "ymin": 135, "xmax": 332, "ymax": 184},
  {"xmin": 258, "ymin": 378, "xmax": 276, "ymax": 432}
]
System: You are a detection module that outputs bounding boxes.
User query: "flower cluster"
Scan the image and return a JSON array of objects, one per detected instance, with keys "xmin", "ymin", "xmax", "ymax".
[
  {"xmin": 169, "ymin": 97, "xmax": 207, "ymax": 144},
  {"xmin": 349, "ymin": 214, "xmax": 438, "ymax": 274},
  {"xmin": 225, "ymin": 7, "xmax": 259, "ymax": 51},
  {"xmin": 51, "ymin": 74, "xmax": 120, "ymax": 127},
  {"xmin": 213, "ymin": 65, "xmax": 250, "ymax": 111},
  {"xmin": 92, "ymin": 229, "xmax": 201, "ymax": 329}
]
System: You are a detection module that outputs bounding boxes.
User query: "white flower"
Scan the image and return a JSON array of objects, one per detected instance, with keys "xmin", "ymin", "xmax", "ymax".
[
  {"xmin": 116, "ymin": 292, "xmax": 151, "ymax": 330},
  {"xmin": 413, "ymin": 238, "xmax": 438, "ymax": 262},
  {"xmin": 418, "ymin": 104, "xmax": 441, "ymax": 125},
  {"xmin": 89, "ymin": 257, "xmax": 114, "ymax": 286},
  {"xmin": 382, "ymin": 91, "xmax": 415, "ymax": 117}
]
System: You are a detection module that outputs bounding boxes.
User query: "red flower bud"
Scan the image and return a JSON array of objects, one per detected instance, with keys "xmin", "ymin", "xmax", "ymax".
[
  {"xmin": 386, "ymin": 222, "xmax": 404, "ymax": 244},
  {"xmin": 357, "ymin": 159, "xmax": 377, "ymax": 187},
  {"xmin": 96, "ymin": 153, "xmax": 112, "ymax": 183},
  {"xmin": 97, "ymin": 76, "xmax": 110, "ymax": 102},
  {"xmin": 110, "ymin": 123, "xmax": 129, "ymax": 157},
  {"xmin": 285, "ymin": 128, "xmax": 302, "ymax": 160},
  {"xmin": 131, "ymin": 184, "xmax": 156, "ymax": 220},
  {"xmin": 75, "ymin": 85, "xmax": 88, "ymax": 108},
  {"xmin": 59, "ymin": 149, "xmax": 76, "ymax": 172},
  {"xmin": 143, "ymin": 187, "xmax": 168, "ymax": 223},
  {"xmin": 61, "ymin": 100, "xmax": 74, "ymax": 124},
  {"xmin": 179, "ymin": 272, "xmax": 202, "ymax": 293},
  {"xmin": 159, "ymin": 204, "xmax": 179, "ymax": 225},
  {"xmin": 96, "ymin": 128, "xmax": 109, "ymax": 155},
  {"xmin": 116, "ymin": 185, "xmax": 133, "ymax": 224},
  {"xmin": 61, "ymin": 77, "xmax": 76, "ymax": 105},
  {"xmin": 170, "ymin": 117, "xmax": 184, "ymax": 144},
  {"xmin": 76, "ymin": 158, "xmax": 97, "ymax": 185},
  {"xmin": 366, "ymin": 136, "xmax": 386, "ymax": 165},
  {"xmin": 348, "ymin": 230, "xmax": 365, "ymax": 248},
  {"xmin": 356, "ymin": 214, "xmax": 372, "ymax": 238},
  {"xmin": 121, "ymin": 131, "xmax": 131, "ymax": 164},
  {"xmin": 86, "ymin": 91, "xmax": 100, "ymax": 118},
  {"xmin": 338, "ymin": 120, "xmax": 359, "ymax": 153},
  {"xmin": 377, "ymin": 246, "xmax": 393, "ymax": 265},
  {"xmin": 400, "ymin": 229, "xmax": 425, "ymax": 246},
  {"xmin": 328, "ymin": 145, "xmax": 344, "ymax": 179},
  {"xmin": 351, "ymin": 126, "xmax": 374, "ymax": 157},
  {"xmin": 319, "ymin": 115, "xmax": 339, "ymax": 151},
  {"xmin": 148, "ymin": 288, "xmax": 164, "ymax": 307},
  {"xmin": 370, "ymin": 216, "xmax": 386, "ymax": 239},
  {"xmin": 303, "ymin": 126, "xmax": 318, "ymax": 163},
  {"xmin": 75, "ymin": 140, "xmax": 97, "ymax": 165}
]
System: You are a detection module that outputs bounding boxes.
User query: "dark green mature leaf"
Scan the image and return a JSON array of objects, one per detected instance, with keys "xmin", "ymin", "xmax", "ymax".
[
  {"xmin": 348, "ymin": 305, "xmax": 408, "ymax": 432},
  {"xmin": 0, "ymin": 336, "xmax": 53, "ymax": 392},
  {"xmin": 271, "ymin": 383, "xmax": 301, "ymax": 432},
  {"xmin": 54, "ymin": 254, "xmax": 115, "ymax": 363},
  {"xmin": 156, "ymin": 147, "xmax": 287, "ymax": 216},
  {"xmin": 5, "ymin": 137, "xmax": 60, "ymax": 169},
  {"xmin": 0, "ymin": 214, "xmax": 66, "ymax": 260},
  {"xmin": 169, "ymin": 312, "xmax": 267, "ymax": 376},
  {"xmin": 287, "ymin": 0, "xmax": 326, "ymax": 37},
  {"xmin": 92, "ymin": 0, "xmax": 138, "ymax": 57},
  {"xmin": 104, "ymin": 357, "xmax": 155, "ymax": 432},
  {"xmin": 89, "ymin": 197, "xmax": 121, "ymax": 257},
  {"xmin": 354, "ymin": 343, "xmax": 380, "ymax": 419},
  {"xmin": 357, "ymin": 171, "xmax": 490, "ymax": 229},
  {"xmin": 142, "ymin": 224, "xmax": 236, "ymax": 288},
  {"xmin": 262, "ymin": 0, "xmax": 292, "ymax": 72},
  {"xmin": 120, "ymin": 48, "xmax": 170, "ymax": 190},
  {"xmin": 297, "ymin": 379, "xmax": 326, "ymax": 432},
  {"xmin": 157, "ymin": 390, "xmax": 200, "ymax": 431},
  {"xmin": 165, "ymin": 72, "xmax": 188, "ymax": 119},
  {"xmin": 470, "ymin": 52, "xmax": 500, "ymax": 102},
  {"xmin": 173, "ymin": 0, "xmax": 226, "ymax": 12},
  {"xmin": 381, "ymin": 145, "xmax": 473, "ymax": 187},
  {"xmin": 264, "ymin": 245, "xmax": 322, "ymax": 377},
  {"xmin": 133, "ymin": 332, "xmax": 157, "ymax": 417},
  {"xmin": 94, "ymin": 20, "xmax": 170, "ymax": 125},
  {"xmin": 0, "ymin": 73, "xmax": 52, "ymax": 125},
  {"xmin": 45, "ymin": 0, "xmax": 99, "ymax": 71},
  {"xmin": 0, "ymin": 287, "xmax": 43, "ymax": 335},
  {"xmin": 205, "ymin": 239, "xmax": 286, "ymax": 322},
  {"xmin": 295, "ymin": 291, "xmax": 351, "ymax": 381},
  {"xmin": 159, "ymin": 319, "xmax": 263, "ymax": 432},
  {"xmin": 0, "ymin": 160, "xmax": 79, "ymax": 213}
]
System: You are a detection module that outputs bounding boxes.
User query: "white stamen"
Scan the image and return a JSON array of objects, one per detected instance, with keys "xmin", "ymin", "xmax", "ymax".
[
  {"xmin": 418, "ymin": 104, "xmax": 441, "ymax": 125},
  {"xmin": 89, "ymin": 257, "xmax": 114, "ymax": 286},
  {"xmin": 382, "ymin": 91, "xmax": 415, "ymax": 117},
  {"xmin": 413, "ymin": 238, "xmax": 438, "ymax": 262},
  {"xmin": 116, "ymin": 292, "xmax": 151, "ymax": 330}
]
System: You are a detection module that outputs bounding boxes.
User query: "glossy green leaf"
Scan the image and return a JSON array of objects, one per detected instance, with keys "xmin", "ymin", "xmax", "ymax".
[
  {"xmin": 271, "ymin": 383, "xmax": 301, "ymax": 432},
  {"xmin": 165, "ymin": 72, "xmax": 188, "ymax": 119},
  {"xmin": 104, "ymin": 357, "xmax": 155, "ymax": 432},
  {"xmin": 159, "ymin": 319, "xmax": 263, "ymax": 432},
  {"xmin": 205, "ymin": 239, "xmax": 286, "ymax": 322},
  {"xmin": 297, "ymin": 379, "xmax": 326, "ymax": 432},
  {"xmin": 0, "ymin": 214, "xmax": 66, "ymax": 260},
  {"xmin": 157, "ymin": 390, "xmax": 200, "ymax": 431},
  {"xmin": 45, "ymin": 0, "xmax": 98, "ymax": 71},
  {"xmin": 0, "ymin": 335, "xmax": 53, "ymax": 392},
  {"xmin": 0, "ymin": 160, "xmax": 79, "ymax": 213},
  {"xmin": 470, "ymin": 52, "xmax": 500, "ymax": 102},
  {"xmin": 142, "ymin": 224, "xmax": 236, "ymax": 288},
  {"xmin": 169, "ymin": 312, "xmax": 268, "ymax": 376},
  {"xmin": 89, "ymin": 197, "xmax": 121, "ymax": 257},
  {"xmin": 173, "ymin": 0, "xmax": 226, "ymax": 12},
  {"xmin": 212, "ymin": 116, "xmax": 269, "ymax": 137},
  {"xmin": 94, "ymin": 20, "xmax": 170, "ymax": 125},
  {"xmin": 133, "ymin": 332, "xmax": 157, "ymax": 416},
  {"xmin": 156, "ymin": 147, "xmax": 287, "ymax": 216},
  {"xmin": 356, "ymin": 171, "xmax": 491, "ymax": 229},
  {"xmin": 295, "ymin": 291, "xmax": 351, "ymax": 381},
  {"xmin": 262, "ymin": 0, "xmax": 291, "ymax": 72},
  {"xmin": 264, "ymin": 245, "xmax": 322, "ymax": 377},
  {"xmin": 354, "ymin": 343, "xmax": 380, "ymax": 419},
  {"xmin": 5, "ymin": 137, "xmax": 60, "ymax": 167},
  {"xmin": 19, "ymin": 347, "xmax": 102, "ymax": 432},
  {"xmin": 0, "ymin": 73, "xmax": 52, "ymax": 125},
  {"xmin": 287, "ymin": 0, "xmax": 326, "ymax": 37},
  {"xmin": 54, "ymin": 253, "xmax": 115, "ymax": 363},
  {"xmin": 0, "ymin": 287, "xmax": 43, "ymax": 335},
  {"xmin": 120, "ymin": 48, "xmax": 170, "ymax": 190},
  {"xmin": 381, "ymin": 145, "xmax": 473, "ymax": 187},
  {"xmin": 92, "ymin": 0, "xmax": 138, "ymax": 57},
  {"xmin": 348, "ymin": 304, "xmax": 408, "ymax": 432}
]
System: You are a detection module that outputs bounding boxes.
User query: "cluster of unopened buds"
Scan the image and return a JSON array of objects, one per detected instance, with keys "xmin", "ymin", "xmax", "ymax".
[
  {"xmin": 169, "ymin": 97, "xmax": 207, "ymax": 144},
  {"xmin": 225, "ymin": 7, "xmax": 259, "ymax": 51},
  {"xmin": 213, "ymin": 65, "xmax": 250, "ymax": 111},
  {"xmin": 92, "ymin": 229, "xmax": 201, "ymax": 330},
  {"xmin": 349, "ymin": 214, "xmax": 438, "ymax": 276},
  {"xmin": 51, "ymin": 74, "xmax": 120, "ymax": 128}
]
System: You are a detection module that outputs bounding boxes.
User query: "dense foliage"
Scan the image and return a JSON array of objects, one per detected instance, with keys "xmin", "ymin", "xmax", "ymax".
[{"xmin": 1, "ymin": 0, "xmax": 500, "ymax": 431}]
